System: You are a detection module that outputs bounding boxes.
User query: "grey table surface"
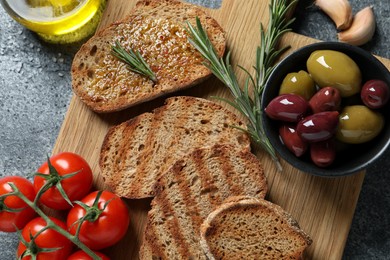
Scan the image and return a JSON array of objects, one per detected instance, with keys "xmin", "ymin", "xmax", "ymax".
[{"xmin": 0, "ymin": 0, "xmax": 389, "ymax": 259}]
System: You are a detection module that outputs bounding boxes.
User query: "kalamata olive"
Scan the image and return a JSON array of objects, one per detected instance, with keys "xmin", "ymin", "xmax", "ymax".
[
  {"xmin": 360, "ymin": 79, "xmax": 390, "ymax": 109},
  {"xmin": 279, "ymin": 124, "xmax": 308, "ymax": 157},
  {"xmin": 307, "ymin": 50, "xmax": 362, "ymax": 97},
  {"xmin": 310, "ymin": 139, "xmax": 336, "ymax": 167},
  {"xmin": 336, "ymin": 105, "xmax": 384, "ymax": 144},
  {"xmin": 279, "ymin": 70, "xmax": 316, "ymax": 100},
  {"xmin": 309, "ymin": 86, "xmax": 341, "ymax": 113},
  {"xmin": 297, "ymin": 111, "xmax": 339, "ymax": 142},
  {"xmin": 265, "ymin": 94, "xmax": 309, "ymax": 122}
]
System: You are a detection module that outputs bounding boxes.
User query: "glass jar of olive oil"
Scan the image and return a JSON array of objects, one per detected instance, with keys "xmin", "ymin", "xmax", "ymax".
[{"xmin": 0, "ymin": 0, "xmax": 106, "ymax": 44}]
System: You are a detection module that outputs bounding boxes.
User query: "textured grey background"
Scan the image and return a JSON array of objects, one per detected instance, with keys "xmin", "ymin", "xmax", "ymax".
[{"xmin": 0, "ymin": 0, "xmax": 389, "ymax": 259}]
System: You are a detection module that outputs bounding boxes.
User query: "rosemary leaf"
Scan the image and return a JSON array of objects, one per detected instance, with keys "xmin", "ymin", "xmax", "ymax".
[
  {"xmin": 111, "ymin": 40, "xmax": 157, "ymax": 83},
  {"xmin": 186, "ymin": 0, "xmax": 297, "ymax": 170}
]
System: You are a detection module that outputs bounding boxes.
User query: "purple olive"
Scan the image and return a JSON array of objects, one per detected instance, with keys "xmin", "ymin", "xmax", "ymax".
[
  {"xmin": 309, "ymin": 87, "xmax": 341, "ymax": 113},
  {"xmin": 265, "ymin": 94, "xmax": 309, "ymax": 122},
  {"xmin": 310, "ymin": 139, "xmax": 336, "ymax": 167},
  {"xmin": 297, "ymin": 111, "xmax": 339, "ymax": 142},
  {"xmin": 279, "ymin": 124, "xmax": 308, "ymax": 157},
  {"xmin": 360, "ymin": 79, "xmax": 390, "ymax": 109}
]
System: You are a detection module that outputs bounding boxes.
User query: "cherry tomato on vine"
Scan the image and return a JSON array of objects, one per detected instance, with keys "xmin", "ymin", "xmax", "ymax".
[
  {"xmin": 34, "ymin": 152, "xmax": 93, "ymax": 210},
  {"xmin": 17, "ymin": 217, "xmax": 73, "ymax": 260},
  {"xmin": 67, "ymin": 191, "xmax": 130, "ymax": 250},
  {"xmin": 67, "ymin": 250, "xmax": 110, "ymax": 260},
  {"xmin": 0, "ymin": 176, "xmax": 36, "ymax": 232}
]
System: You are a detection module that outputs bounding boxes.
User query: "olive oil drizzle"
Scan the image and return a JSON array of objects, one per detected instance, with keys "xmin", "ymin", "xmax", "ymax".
[{"xmin": 111, "ymin": 40, "xmax": 157, "ymax": 84}]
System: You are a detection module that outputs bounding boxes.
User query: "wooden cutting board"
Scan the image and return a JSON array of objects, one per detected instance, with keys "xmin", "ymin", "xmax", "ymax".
[{"xmin": 52, "ymin": 0, "xmax": 390, "ymax": 259}]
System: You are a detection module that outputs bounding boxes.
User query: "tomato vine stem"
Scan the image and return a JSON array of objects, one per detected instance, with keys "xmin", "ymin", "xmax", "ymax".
[
  {"xmin": 7, "ymin": 182, "xmax": 101, "ymax": 260},
  {"xmin": 71, "ymin": 190, "xmax": 113, "ymax": 237},
  {"xmin": 33, "ymin": 155, "xmax": 80, "ymax": 207}
]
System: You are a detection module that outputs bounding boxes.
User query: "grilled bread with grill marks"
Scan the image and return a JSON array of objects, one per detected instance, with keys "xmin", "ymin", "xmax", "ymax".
[
  {"xmin": 139, "ymin": 145, "xmax": 268, "ymax": 259},
  {"xmin": 200, "ymin": 196, "xmax": 313, "ymax": 260},
  {"xmin": 99, "ymin": 96, "xmax": 251, "ymax": 199},
  {"xmin": 71, "ymin": 0, "xmax": 226, "ymax": 113}
]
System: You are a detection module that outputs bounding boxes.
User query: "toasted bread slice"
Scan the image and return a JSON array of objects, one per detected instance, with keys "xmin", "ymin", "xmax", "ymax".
[
  {"xmin": 99, "ymin": 96, "xmax": 250, "ymax": 199},
  {"xmin": 139, "ymin": 145, "xmax": 268, "ymax": 259},
  {"xmin": 200, "ymin": 196, "xmax": 313, "ymax": 260},
  {"xmin": 71, "ymin": 0, "xmax": 225, "ymax": 113}
]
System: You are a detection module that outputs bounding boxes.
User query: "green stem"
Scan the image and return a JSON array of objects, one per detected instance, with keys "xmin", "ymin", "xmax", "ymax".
[
  {"xmin": 33, "ymin": 156, "xmax": 80, "ymax": 207},
  {"xmin": 8, "ymin": 183, "xmax": 100, "ymax": 260},
  {"xmin": 72, "ymin": 191, "xmax": 107, "ymax": 238}
]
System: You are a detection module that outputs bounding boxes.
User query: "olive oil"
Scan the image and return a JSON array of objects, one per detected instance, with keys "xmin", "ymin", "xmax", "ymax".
[{"xmin": 1, "ymin": 0, "xmax": 106, "ymax": 43}]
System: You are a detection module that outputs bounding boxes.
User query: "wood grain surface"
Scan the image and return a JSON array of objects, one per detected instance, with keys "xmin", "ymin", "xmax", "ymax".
[{"xmin": 52, "ymin": 0, "xmax": 390, "ymax": 259}]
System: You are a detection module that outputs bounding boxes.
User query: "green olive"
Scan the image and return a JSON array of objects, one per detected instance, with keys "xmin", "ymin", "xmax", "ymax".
[
  {"xmin": 279, "ymin": 70, "xmax": 316, "ymax": 100},
  {"xmin": 307, "ymin": 50, "xmax": 362, "ymax": 97},
  {"xmin": 336, "ymin": 105, "xmax": 384, "ymax": 144}
]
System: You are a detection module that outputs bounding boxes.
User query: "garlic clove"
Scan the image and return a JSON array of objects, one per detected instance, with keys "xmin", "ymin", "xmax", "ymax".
[
  {"xmin": 338, "ymin": 6, "xmax": 376, "ymax": 46},
  {"xmin": 315, "ymin": 0, "xmax": 353, "ymax": 30}
]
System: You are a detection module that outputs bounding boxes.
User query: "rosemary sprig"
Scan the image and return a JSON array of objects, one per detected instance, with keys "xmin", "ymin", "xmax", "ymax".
[
  {"xmin": 186, "ymin": 0, "xmax": 297, "ymax": 170},
  {"xmin": 111, "ymin": 40, "xmax": 157, "ymax": 83}
]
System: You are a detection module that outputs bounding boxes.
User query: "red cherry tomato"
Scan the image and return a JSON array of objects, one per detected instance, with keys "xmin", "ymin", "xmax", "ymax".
[
  {"xmin": 67, "ymin": 250, "xmax": 110, "ymax": 260},
  {"xmin": 34, "ymin": 152, "xmax": 93, "ymax": 210},
  {"xmin": 0, "ymin": 176, "xmax": 36, "ymax": 232},
  {"xmin": 67, "ymin": 191, "xmax": 130, "ymax": 250},
  {"xmin": 17, "ymin": 217, "xmax": 73, "ymax": 260}
]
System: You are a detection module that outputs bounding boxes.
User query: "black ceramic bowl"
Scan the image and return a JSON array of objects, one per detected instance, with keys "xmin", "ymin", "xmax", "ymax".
[{"xmin": 261, "ymin": 42, "xmax": 390, "ymax": 177}]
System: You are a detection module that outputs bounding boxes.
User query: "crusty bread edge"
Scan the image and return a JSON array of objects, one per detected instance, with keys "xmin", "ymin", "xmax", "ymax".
[
  {"xmin": 98, "ymin": 96, "xmax": 251, "ymax": 198},
  {"xmin": 150, "ymin": 144, "xmax": 266, "ymax": 198},
  {"xmin": 200, "ymin": 196, "xmax": 313, "ymax": 260},
  {"xmin": 141, "ymin": 145, "xmax": 267, "ymax": 258},
  {"xmin": 98, "ymin": 113, "xmax": 154, "ymax": 193}
]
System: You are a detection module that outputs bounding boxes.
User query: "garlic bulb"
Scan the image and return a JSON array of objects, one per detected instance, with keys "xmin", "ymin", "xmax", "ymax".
[
  {"xmin": 338, "ymin": 6, "xmax": 376, "ymax": 46},
  {"xmin": 315, "ymin": 0, "xmax": 353, "ymax": 30}
]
